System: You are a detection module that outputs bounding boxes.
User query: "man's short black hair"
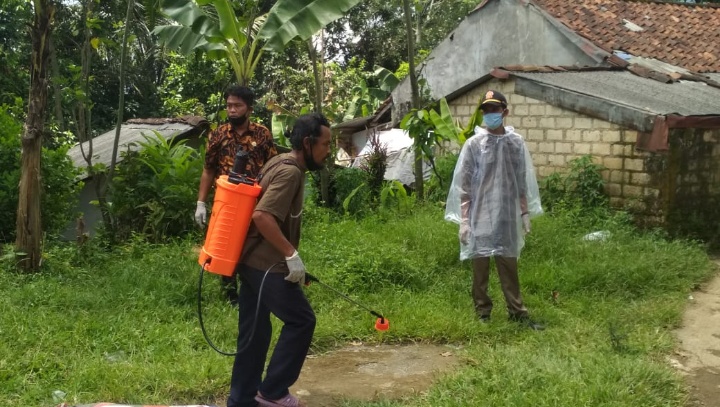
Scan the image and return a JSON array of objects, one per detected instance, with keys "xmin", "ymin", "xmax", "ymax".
[
  {"xmin": 223, "ymin": 85, "xmax": 255, "ymax": 107},
  {"xmin": 289, "ymin": 113, "xmax": 330, "ymax": 151}
]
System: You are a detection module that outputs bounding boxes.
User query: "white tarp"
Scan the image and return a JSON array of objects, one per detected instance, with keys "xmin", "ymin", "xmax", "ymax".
[{"xmin": 349, "ymin": 128, "xmax": 431, "ymax": 186}]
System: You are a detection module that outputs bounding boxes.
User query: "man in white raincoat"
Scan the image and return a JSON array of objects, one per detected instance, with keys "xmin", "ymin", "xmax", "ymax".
[{"xmin": 445, "ymin": 90, "xmax": 544, "ymax": 330}]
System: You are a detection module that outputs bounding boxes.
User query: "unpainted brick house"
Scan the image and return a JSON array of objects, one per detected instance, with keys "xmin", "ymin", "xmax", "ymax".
[{"xmin": 391, "ymin": 0, "xmax": 720, "ymax": 243}]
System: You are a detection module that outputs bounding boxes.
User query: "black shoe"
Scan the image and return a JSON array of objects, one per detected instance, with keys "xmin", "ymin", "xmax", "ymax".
[
  {"xmin": 478, "ymin": 314, "xmax": 491, "ymax": 323},
  {"xmin": 509, "ymin": 314, "xmax": 545, "ymax": 331}
]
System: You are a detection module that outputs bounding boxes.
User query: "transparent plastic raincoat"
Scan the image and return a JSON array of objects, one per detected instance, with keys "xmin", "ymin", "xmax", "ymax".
[{"xmin": 445, "ymin": 126, "xmax": 543, "ymax": 260}]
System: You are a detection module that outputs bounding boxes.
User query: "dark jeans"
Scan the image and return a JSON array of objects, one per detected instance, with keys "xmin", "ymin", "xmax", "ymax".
[{"xmin": 227, "ymin": 264, "xmax": 316, "ymax": 407}]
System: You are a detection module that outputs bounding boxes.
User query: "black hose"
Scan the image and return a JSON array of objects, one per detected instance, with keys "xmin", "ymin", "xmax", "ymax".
[
  {"xmin": 305, "ymin": 273, "xmax": 386, "ymax": 322},
  {"xmin": 198, "ymin": 266, "xmax": 385, "ymax": 356},
  {"xmin": 197, "ymin": 261, "xmax": 282, "ymax": 357}
]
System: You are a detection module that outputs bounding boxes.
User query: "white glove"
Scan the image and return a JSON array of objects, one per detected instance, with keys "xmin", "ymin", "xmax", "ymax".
[
  {"xmin": 194, "ymin": 201, "xmax": 207, "ymax": 228},
  {"xmin": 285, "ymin": 250, "xmax": 306, "ymax": 285},
  {"xmin": 522, "ymin": 213, "xmax": 531, "ymax": 234},
  {"xmin": 459, "ymin": 222, "xmax": 471, "ymax": 245}
]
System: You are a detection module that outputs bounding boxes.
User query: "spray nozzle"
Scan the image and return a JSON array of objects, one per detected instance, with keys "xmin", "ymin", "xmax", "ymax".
[{"xmin": 375, "ymin": 317, "xmax": 389, "ymax": 331}]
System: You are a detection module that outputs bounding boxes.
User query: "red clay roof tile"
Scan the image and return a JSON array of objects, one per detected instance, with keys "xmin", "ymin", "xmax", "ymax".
[{"xmin": 533, "ymin": 0, "xmax": 720, "ymax": 72}]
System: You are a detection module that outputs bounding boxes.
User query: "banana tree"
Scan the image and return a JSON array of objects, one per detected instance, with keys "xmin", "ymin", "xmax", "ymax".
[
  {"xmin": 400, "ymin": 97, "xmax": 483, "ymax": 192},
  {"xmin": 343, "ymin": 66, "xmax": 399, "ymax": 122},
  {"xmin": 153, "ymin": 0, "xmax": 363, "ymax": 86}
]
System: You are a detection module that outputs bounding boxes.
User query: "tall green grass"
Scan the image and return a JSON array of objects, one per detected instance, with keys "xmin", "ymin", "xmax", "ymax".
[{"xmin": 0, "ymin": 205, "xmax": 715, "ymax": 406}]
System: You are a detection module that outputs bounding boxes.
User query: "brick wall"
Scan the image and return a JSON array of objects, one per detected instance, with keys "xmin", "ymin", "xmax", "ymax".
[{"xmin": 655, "ymin": 128, "xmax": 720, "ymax": 245}]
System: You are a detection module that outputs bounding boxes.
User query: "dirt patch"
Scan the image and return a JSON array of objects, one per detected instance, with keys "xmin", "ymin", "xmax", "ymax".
[
  {"xmin": 290, "ymin": 343, "xmax": 461, "ymax": 406},
  {"xmin": 672, "ymin": 260, "xmax": 720, "ymax": 407}
]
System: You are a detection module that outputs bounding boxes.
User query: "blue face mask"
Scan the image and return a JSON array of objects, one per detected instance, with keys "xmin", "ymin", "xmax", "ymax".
[{"xmin": 483, "ymin": 112, "xmax": 504, "ymax": 130}]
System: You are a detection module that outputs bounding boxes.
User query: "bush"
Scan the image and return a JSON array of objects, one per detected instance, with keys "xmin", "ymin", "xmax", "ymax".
[
  {"xmin": 109, "ymin": 132, "xmax": 203, "ymax": 242},
  {"xmin": 312, "ymin": 167, "xmax": 372, "ymax": 217},
  {"xmin": 361, "ymin": 132, "xmax": 387, "ymax": 200},
  {"xmin": 0, "ymin": 105, "xmax": 81, "ymax": 243},
  {"xmin": 540, "ymin": 155, "xmax": 609, "ymax": 221},
  {"xmin": 425, "ymin": 152, "xmax": 459, "ymax": 203},
  {"xmin": 379, "ymin": 180, "xmax": 414, "ymax": 215}
]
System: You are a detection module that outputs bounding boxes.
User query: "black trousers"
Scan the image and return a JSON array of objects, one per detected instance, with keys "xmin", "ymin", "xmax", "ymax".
[{"xmin": 227, "ymin": 264, "xmax": 316, "ymax": 407}]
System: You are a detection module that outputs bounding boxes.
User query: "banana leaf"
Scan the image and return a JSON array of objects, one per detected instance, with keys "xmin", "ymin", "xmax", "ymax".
[{"xmin": 259, "ymin": 0, "xmax": 363, "ymax": 52}]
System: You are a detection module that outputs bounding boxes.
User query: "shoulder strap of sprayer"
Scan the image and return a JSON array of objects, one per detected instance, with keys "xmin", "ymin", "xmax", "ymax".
[
  {"xmin": 256, "ymin": 158, "xmax": 300, "ymax": 184},
  {"xmin": 242, "ymin": 158, "xmax": 301, "ymax": 261}
]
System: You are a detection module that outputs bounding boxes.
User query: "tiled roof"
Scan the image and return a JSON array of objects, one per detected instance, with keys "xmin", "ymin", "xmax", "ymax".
[{"xmin": 533, "ymin": 0, "xmax": 720, "ymax": 73}]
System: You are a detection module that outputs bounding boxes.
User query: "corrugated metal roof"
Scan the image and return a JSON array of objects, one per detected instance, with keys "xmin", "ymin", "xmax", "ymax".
[
  {"xmin": 68, "ymin": 122, "xmax": 196, "ymax": 178},
  {"xmin": 706, "ymin": 73, "xmax": 720, "ymax": 83},
  {"xmin": 512, "ymin": 71, "xmax": 720, "ymax": 116},
  {"xmin": 333, "ymin": 115, "xmax": 373, "ymax": 131}
]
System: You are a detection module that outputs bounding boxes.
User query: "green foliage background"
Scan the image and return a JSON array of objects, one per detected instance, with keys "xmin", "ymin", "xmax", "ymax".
[
  {"xmin": 0, "ymin": 202, "xmax": 715, "ymax": 406},
  {"xmin": 0, "ymin": 106, "xmax": 81, "ymax": 243},
  {"xmin": 109, "ymin": 132, "xmax": 204, "ymax": 242}
]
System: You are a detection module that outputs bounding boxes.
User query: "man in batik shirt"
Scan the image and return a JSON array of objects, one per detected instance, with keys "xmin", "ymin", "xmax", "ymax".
[{"xmin": 195, "ymin": 84, "xmax": 277, "ymax": 304}]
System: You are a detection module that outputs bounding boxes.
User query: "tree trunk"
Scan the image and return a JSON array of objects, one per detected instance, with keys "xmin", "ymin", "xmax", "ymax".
[
  {"xmin": 16, "ymin": 0, "xmax": 55, "ymax": 272},
  {"xmin": 105, "ymin": 0, "xmax": 134, "ymax": 233},
  {"xmin": 308, "ymin": 35, "xmax": 331, "ymax": 205},
  {"xmin": 49, "ymin": 36, "xmax": 64, "ymax": 132},
  {"xmin": 74, "ymin": 0, "xmax": 112, "ymax": 227},
  {"xmin": 109, "ymin": 0, "xmax": 134, "ymax": 181},
  {"xmin": 402, "ymin": 0, "xmax": 423, "ymax": 200}
]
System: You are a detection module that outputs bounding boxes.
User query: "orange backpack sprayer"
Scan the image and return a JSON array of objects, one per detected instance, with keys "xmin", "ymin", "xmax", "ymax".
[
  {"xmin": 198, "ymin": 150, "xmax": 261, "ymax": 276},
  {"xmin": 196, "ymin": 150, "xmax": 266, "ymax": 356},
  {"xmin": 196, "ymin": 151, "xmax": 388, "ymax": 357}
]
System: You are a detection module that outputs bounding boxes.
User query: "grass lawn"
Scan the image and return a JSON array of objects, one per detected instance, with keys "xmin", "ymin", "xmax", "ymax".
[{"xmin": 0, "ymin": 205, "xmax": 715, "ymax": 406}]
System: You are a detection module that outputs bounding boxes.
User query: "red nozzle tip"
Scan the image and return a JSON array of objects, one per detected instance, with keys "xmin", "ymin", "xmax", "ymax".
[{"xmin": 375, "ymin": 317, "xmax": 389, "ymax": 331}]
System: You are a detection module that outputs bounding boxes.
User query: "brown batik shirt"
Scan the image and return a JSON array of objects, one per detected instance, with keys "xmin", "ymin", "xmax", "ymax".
[{"xmin": 204, "ymin": 121, "xmax": 277, "ymax": 178}]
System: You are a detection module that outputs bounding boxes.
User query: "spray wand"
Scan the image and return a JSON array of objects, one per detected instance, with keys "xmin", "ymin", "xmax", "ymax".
[{"xmin": 305, "ymin": 273, "xmax": 390, "ymax": 331}]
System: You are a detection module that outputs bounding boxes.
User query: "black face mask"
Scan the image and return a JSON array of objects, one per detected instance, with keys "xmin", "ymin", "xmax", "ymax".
[
  {"xmin": 304, "ymin": 143, "xmax": 325, "ymax": 172},
  {"xmin": 228, "ymin": 115, "xmax": 248, "ymax": 127}
]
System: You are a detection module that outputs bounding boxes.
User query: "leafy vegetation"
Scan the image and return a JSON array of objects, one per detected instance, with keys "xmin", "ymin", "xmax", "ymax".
[
  {"xmin": 0, "ymin": 203, "xmax": 714, "ymax": 406},
  {"xmin": 0, "ymin": 106, "xmax": 81, "ymax": 243},
  {"xmin": 424, "ymin": 152, "xmax": 459, "ymax": 203},
  {"xmin": 109, "ymin": 131, "xmax": 204, "ymax": 242},
  {"xmin": 541, "ymin": 155, "xmax": 611, "ymax": 226},
  {"xmin": 3, "ymin": 2, "xmax": 719, "ymax": 403}
]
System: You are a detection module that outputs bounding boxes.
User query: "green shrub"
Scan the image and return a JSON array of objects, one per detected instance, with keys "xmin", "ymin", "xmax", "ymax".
[
  {"xmin": 425, "ymin": 152, "xmax": 459, "ymax": 203},
  {"xmin": 0, "ymin": 105, "xmax": 81, "ymax": 243},
  {"xmin": 109, "ymin": 132, "xmax": 203, "ymax": 242},
  {"xmin": 362, "ymin": 133, "xmax": 387, "ymax": 200},
  {"xmin": 540, "ymin": 155, "xmax": 609, "ymax": 221},
  {"xmin": 313, "ymin": 167, "xmax": 372, "ymax": 217},
  {"xmin": 379, "ymin": 180, "xmax": 414, "ymax": 215}
]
